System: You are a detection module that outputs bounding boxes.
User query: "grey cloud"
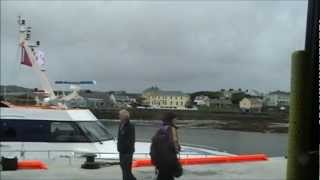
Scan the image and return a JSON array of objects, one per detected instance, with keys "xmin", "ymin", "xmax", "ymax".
[{"xmin": 1, "ymin": 1, "xmax": 307, "ymax": 93}]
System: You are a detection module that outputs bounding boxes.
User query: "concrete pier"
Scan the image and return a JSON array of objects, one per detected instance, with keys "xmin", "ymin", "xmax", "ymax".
[{"xmin": 1, "ymin": 157, "xmax": 289, "ymax": 180}]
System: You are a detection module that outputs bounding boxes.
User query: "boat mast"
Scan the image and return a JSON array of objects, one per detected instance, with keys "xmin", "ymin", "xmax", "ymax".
[{"xmin": 18, "ymin": 16, "xmax": 56, "ymax": 100}]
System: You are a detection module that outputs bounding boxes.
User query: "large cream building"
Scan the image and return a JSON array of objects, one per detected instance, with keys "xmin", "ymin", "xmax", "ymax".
[{"xmin": 142, "ymin": 86, "xmax": 190, "ymax": 110}]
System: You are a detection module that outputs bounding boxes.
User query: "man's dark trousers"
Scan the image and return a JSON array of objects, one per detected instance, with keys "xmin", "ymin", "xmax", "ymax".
[
  {"xmin": 119, "ymin": 153, "xmax": 136, "ymax": 180},
  {"xmin": 157, "ymin": 169, "xmax": 174, "ymax": 180}
]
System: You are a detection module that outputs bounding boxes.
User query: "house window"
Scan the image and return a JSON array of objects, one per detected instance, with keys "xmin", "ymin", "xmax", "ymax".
[
  {"xmin": 176, "ymin": 102, "xmax": 179, "ymax": 106},
  {"xmin": 181, "ymin": 102, "xmax": 183, "ymax": 106}
]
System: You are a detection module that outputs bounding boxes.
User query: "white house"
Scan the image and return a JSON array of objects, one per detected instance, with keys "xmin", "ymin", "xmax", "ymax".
[
  {"xmin": 78, "ymin": 90, "xmax": 114, "ymax": 109},
  {"xmin": 109, "ymin": 92, "xmax": 131, "ymax": 108},
  {"xmin": 263, "ymin": 90, "xmax": 290, "ymax": 107},
  {"xmin": 194, "ymin": 95, "xmax": 210, "ymax": 106},
  {"xmin": 220, "ymin": 89, "xmax": 243, "ymax": 99},
  {"xmin": 239, "ymin": 97, "xmax": 263, "ymax": 112}
]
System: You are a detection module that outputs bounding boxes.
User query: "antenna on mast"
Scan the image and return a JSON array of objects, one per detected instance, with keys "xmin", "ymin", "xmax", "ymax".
[
  {"xmin": 17, "ymin": 16, "xmax": 56, "ymax": 101},
  {"xmin": 18, "ymin": 15, "xmax": 25, "ymax": 26}
]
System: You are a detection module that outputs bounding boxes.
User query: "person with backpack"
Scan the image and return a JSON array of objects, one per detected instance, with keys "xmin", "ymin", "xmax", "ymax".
[
  {"xmin": 150, "ymin": 112, "xmax": 183, "ymax": 180},
  {"xmin": 117, "ymin": 109, "xmax": 137, "ymax": 180}
]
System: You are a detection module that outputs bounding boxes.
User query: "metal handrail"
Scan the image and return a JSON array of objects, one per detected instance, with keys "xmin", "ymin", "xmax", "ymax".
[
  {"xmin": 1, "ymin": 149, "xmax": 218, "ymax": 160},
  {"xmin": 135, "ymin": 138, "xmax": 223, "ymax": 152}
]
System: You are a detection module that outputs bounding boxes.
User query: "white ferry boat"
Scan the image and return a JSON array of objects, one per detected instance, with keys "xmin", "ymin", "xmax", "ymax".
[{"xmin": 0, "ymin": 17, "xmax": 231, "ymax": 161}]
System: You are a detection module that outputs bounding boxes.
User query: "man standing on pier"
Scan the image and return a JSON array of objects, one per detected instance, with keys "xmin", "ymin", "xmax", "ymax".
[{"xmin": 117, "ymin": 109, "xmax": 137, "ymax": 180}]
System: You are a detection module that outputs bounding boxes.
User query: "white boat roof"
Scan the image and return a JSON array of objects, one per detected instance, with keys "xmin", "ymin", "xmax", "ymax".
[{"xmin": 0, "ymin": 107, "xmax": 98, "ymax": 121}]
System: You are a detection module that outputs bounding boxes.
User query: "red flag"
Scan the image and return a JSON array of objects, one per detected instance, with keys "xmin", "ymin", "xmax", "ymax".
[{"xmin": 21, "ymin": 46, "xmax": 32, "ymax": 67}]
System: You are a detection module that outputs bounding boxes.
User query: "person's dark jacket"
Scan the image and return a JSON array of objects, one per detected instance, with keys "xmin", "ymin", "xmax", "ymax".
[{"xmin": 117, "ymin": 121, "xmax": 135, "ymax": 154}]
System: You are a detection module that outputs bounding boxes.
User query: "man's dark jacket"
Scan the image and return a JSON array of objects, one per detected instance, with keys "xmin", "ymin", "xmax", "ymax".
[{"xmin": 117, "ymin": 121, "xmax": 135, "ymax": 154}]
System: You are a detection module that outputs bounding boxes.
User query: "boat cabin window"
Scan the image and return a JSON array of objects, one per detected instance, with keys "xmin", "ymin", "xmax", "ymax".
[
  {"xmin": 0, "ymin": 120, "xmax": 49, "ymax": 142},
  {"xmin": 50, "ymin": 122, "xmax": 89, "ymax": 142},
  {"xmin": 0, "ymin": 119, "xmax": 113, "ymax": 142},
  {"xmin": 78, "ymin": 121, "xmax": 114, "ymax": 141}
]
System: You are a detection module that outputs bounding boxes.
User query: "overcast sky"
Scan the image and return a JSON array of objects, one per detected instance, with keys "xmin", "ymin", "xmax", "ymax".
[{"xmin": 1, "ymin": 1, "xmax": 307, "ymax": 93}]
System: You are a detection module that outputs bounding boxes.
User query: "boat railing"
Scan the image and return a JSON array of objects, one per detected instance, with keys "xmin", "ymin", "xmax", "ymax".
[
  {"xmin": 0, "ymin": 149, "xmax": 219, "ymax": 164},
  {"xmin": 135, "ymin": 138, "xmax": 222, "ymax": 152}
]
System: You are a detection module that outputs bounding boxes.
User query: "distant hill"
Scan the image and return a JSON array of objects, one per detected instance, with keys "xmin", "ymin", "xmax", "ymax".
[{"xmin": 0, "ymin": 85, "xmax": 32, "ymax": 93}]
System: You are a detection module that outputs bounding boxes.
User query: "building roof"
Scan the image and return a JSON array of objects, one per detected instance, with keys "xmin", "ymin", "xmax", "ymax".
[
  {"xmin": 86, "ymin": 97, "xmax": 104, "ymax": 101},
  {"xmin": 143, "ymin": 86, "xmax": 160, "ymax": 93},
  {"xmin": 143, "ymin": 86, "xmax": 188, "ymax": 97},
  {"xmin": 269, "ymin": 90, "xmax": 290, "ymax": 95},
  {"xmin": 158, "ymin": 90, "xmax": 186, "ymax": 96},
  {"xmin": 78, "ymin": 91, "xmax": 114, "ymax": 105},
  {"xmin": 243, "ymin": 97, "xmax": 263, "ymax": 104},
  {"xmin": 194, "ymin": 95, "xmax": 209, "ymax": 100},
  {"xmin": 126, "ymin": 93, "xmax": 141, "ymax": 99},
  {"xmin": 78, "ymin": 91, "xmax": 109, "ymax": 100},
  {"xmin": 112, "ymin": 94, "xmax": 130, "ymax": 101}
]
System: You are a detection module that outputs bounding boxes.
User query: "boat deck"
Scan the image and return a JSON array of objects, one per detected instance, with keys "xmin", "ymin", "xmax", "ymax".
[{"xmin": 1, "ymin": 157, "xmax": 288, "ymax": 180}]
